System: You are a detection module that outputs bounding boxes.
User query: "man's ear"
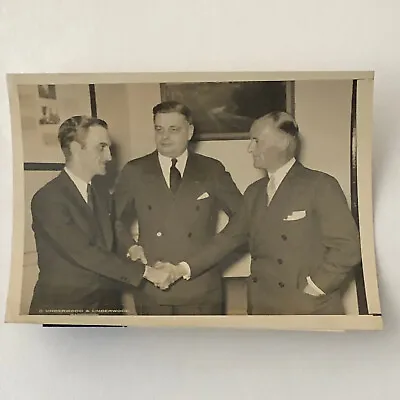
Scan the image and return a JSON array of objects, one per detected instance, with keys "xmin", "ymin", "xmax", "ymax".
[
  {"xmin": 69, "ymin": 141, "xmax": 81, "ymax": 156},
  {"xmin": 187, "ymin": 124, "xmax": 195, "ymax": 141},
  {"xmin": 278, "ymin": 134, "xmax": 291, "ymax": 151}
]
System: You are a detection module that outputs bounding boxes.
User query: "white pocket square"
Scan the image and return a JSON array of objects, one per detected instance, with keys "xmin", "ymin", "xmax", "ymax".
[
  {"xmin": 197, "ymin": 192, "xmax": 210, "ymax": 200},
  {"xmin": 283, "ymin": 210, "xmax": 306, "ymax": 221}
]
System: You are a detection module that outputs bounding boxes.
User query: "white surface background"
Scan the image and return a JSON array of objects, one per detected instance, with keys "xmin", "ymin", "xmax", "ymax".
[{"xmin": 0, "ymin": 1, "xmax": 398, "ymax": 399}]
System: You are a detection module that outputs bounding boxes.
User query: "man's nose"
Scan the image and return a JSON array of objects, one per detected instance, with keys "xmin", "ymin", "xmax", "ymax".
[
  {"xmin": 248, "ymin": 141, "xmax": 254, "ymax": 153},
  {"xmin": 105, "ymin": 148, "xmax": 112, "ymax": 161},
  {"xmin": 162, "ymin": 131, "xmax": 170, "ymax": 139}
]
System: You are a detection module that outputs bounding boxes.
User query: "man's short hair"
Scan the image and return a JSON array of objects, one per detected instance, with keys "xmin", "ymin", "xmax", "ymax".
[
  {"xmin": 265, "ymin": 111, "xmax": 299, "ymax": 137},
  {"xmin": 58, "ymin": 115, "xmax": 108, "ymax": 160},
  {"xmin": 152, "ymin": 101, "xmax": 193, "ymax": 124},
  {"xmin": 260, "ymin": 111, "xmax": 300, "ymax": 157}
]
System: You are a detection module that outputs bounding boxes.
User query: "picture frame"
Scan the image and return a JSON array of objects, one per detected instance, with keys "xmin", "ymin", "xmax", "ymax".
[
  {"xmin": 4, "ymin": 71, "xmax": 382, "ymax": 331},
  {"xmin": 160, "ymin": 80, "xmax": 295, "ymax": 141}
]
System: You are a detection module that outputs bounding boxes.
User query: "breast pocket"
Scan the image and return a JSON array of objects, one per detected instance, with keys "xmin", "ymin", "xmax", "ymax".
[
  {"xmin": 193, "ymin": 195, "xmax": 213, "ymax": 219},
  {"xmin": 180, "ymin": 191, "xmax": 215, "ymax": 230},
  {"xmin": 281, "ymin": 209, "xmax": 313, "ymax": 236}
]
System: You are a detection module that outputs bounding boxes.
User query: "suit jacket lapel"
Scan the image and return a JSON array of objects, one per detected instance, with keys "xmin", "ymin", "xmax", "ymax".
[
  {"xmin": 250, "ymin": 162, "xmax": 305, "ymax": 241},
  {"xmin": 59, "ymin": 171, "xmax": 92, "ymax": 218},
  {"xmin": 59, "ymin": 171, "xmax": 113, "ymax": 250},
  {"xmin": 175, "ymin": 152, "xmax": 206, "ymax": 200},
  {"xmin": 267, "ymin": 161, "xmax": 304, "ymax": 211},
  {"xmin": 142, "ymin": 151, "xmax": 206, "ymax": 200},
  {"xmin": 142, "ymin": 151, "xmax": 175, "ymax": 202}
]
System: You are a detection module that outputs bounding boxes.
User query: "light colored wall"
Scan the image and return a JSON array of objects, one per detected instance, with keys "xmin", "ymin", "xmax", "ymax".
[
  {"xmin": 295, "ymin": 80, "xmax": 353, "ymax": 202},
  {"xmin": 95, "ymin": 84, "xmax": 131, "ymax": 171},
  {"xmin": 126, "ymin": 83, "xmax": 161, "ymax": 160}
]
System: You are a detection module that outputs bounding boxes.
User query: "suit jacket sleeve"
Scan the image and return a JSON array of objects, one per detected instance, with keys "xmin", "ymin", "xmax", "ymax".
[
  {"xmin": 308, "ymin": 174, "xmax": 362, "ymax": 294},
  {"xmin": 113, "ymin": 163, "xmax": 138, "ymax": 256},
  {"xmin": 212, "ymin": 160, "xmax": 244, "ymax": 219},
  {"xmin": 31, "ymin": 190, "xmax": 145, "ymax": 287},
  {"xmin": 186, "ymin": 165, "xmax": 249, "ymax": 278}
]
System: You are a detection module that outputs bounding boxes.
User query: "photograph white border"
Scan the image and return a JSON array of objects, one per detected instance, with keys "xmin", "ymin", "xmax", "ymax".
[{"xmin": 4, "ymin": 71, "xmax": 382, "ymax": 331}]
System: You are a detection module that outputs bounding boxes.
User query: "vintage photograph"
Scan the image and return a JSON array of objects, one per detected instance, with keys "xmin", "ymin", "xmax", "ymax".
[{"xmin": 5, "ymin": 72, "xmax": 382, "ymax": 330}]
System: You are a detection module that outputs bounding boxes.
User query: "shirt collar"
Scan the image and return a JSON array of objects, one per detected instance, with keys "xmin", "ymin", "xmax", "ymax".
[
  {"xmin": 157, "ymin": 149, "xmax": 188, "ymax": 174},
  {"xmin": 268, "ymin": 157, "xmax": 296, "ymax": 184},
  {"xmin": 64, "ymin": 167, "xmax": 90, "ymax": 199}
]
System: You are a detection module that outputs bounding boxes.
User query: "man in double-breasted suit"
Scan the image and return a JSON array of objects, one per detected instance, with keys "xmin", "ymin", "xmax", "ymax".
[
  {"xmin": 29, "ymin": 116, "xmax": 170, "ymax": 315},
  {"xmin": 113, "ymin": 101, "xmax": 243, "ymax": 315},
  {"xmin": 183, "ymin": 111, "xmax": 362, "ymax": 315}
]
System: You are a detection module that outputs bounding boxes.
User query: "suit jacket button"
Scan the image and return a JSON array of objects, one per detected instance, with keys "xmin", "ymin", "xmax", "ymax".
[
  {"xmin": 196, "ymin": 205, "xmax": 200, "ymax": 211},
  {"xmin": 148, "ymin": 205, "xmax": 152, "ymax": 210},
  {"xmin": 156, "ymin": 231, "xmax": 162, "ymax": 237},
  {"xmin": 277, "ymin": 258, "xmax": 283, "ymax": 264},
  {"xmin": 281, "ymin": 234, "xmax": 287, "ymax": 241},
  {"xmin": 252, "ymin": 276, "xmax": 258, "ymax": 283},
  {"xmin": 278, "ymin": 281, "xmax": 285, "ymax": 288},
  {"xmin": 188, "ymin": 232, "xmax": 192, "ymax": 238}
]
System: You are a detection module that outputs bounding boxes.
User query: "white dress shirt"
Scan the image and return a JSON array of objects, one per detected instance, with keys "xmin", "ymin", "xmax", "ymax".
[
  {"xmin": 267, "ymin": 157, "xmax": 296, "ymax": 203},
  {"xmin": 267, "ymin": 158, "xmax": 325, "ymax": 296},
  {"xmin": 157, "ymin": 149, "xmax": 188, "ymax": 187},
  {"xmin": 64, "ymin": 167, "xmax": 90, "ymax": 203}
]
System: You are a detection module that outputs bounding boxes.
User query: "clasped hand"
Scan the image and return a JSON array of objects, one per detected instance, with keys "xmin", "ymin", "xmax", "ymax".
[
  {"xmin": 127, "ymin": 245, "xmax": 186, "ymax": 290},
  {"xmin": 144, "ymin": 261, "xmax": 185, "ymax": 290}
]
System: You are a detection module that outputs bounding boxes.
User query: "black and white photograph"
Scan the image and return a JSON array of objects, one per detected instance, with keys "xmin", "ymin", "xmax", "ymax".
[{"xmin": 5, "ymin": 72, "xmax": 382, "ymax": 330}]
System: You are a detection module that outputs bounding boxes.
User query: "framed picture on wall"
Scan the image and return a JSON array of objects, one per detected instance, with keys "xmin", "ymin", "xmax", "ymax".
[
  {"xmin": 4, "ymin": 71, "xmax": 382, "ymax": 332},
  {"xmin": 38, "ymin": 84, "xmax": 57, "ymax": 100},
  {"xmin": 160, "ymin": 81, "xmax": 295, "ymax": 140}
]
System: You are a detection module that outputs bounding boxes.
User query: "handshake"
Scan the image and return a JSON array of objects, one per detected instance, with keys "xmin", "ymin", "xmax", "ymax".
[
  {"xmin": 144, "ymin": 261, "xmax": 188, "ymax": 290},
  {"xmin": 128, "ymin": 245, "xmax": 189, "ymax": 290}
]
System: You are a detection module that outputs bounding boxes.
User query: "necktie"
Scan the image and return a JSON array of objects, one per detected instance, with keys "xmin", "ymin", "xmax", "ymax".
[
  {"xmin": 87, "ymin": 183, "xmax": 95, "ymax": 212},
  {"xmin": 170, "ymin": 158, "xmax": 182, "ymax": 193},
  {"xmin": 266, "ymin": 174, "xmax": 276, "ymax": 206},
  {"xmin": 86, "ymin": 182, "xmax": 107, "ymax": 246}
]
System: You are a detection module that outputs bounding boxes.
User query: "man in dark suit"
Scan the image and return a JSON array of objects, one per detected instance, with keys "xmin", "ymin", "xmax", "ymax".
[
  {"xmin": 113, "ymin": 101, "xmax": 243, "ymax": 315},
  {"xmin": 29, "ymin": 115, "xmax": 171, "ymax": 315},
  {"xmin": 181, "ymin": 111, "xmax": 362, "ymax": 315}
]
